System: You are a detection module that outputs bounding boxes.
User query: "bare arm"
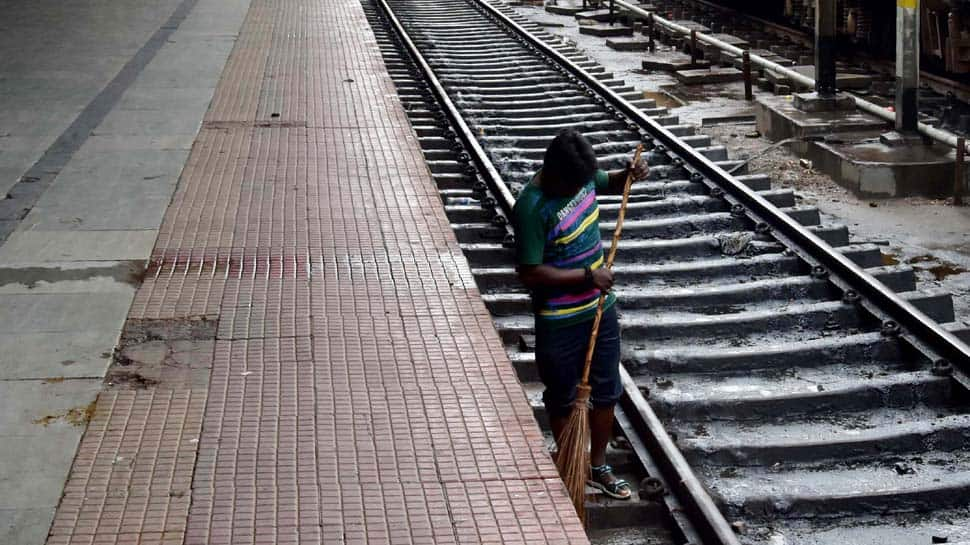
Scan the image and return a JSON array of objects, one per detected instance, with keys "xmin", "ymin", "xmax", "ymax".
[
  {"xmin": 517, "ymin": 264, "xmax": 614, "ymax": 292},
  {"xmin": 600, "ymin": 158, "xmax": 650, "ymax": 195}
]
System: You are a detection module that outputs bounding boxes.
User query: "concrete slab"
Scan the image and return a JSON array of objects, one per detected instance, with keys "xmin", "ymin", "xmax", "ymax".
[
  {"xmin": 0, "ymin": 262, "xmax": 134, "ymax": 378},
  {"xmin": 755, "ymin": 95, "xmax": 891, "ymax": 141},
  {"xmin": 174, "ymin": 0, "xmax": 251, "ymax": 34},
  {"xmin": 0, "ymin": 379, "xmax": 100, "ymax": 436},
  {"xmin": 575, "ymin": 9, "xmax": 615, "ymax": 22},
  {"xmin": 83, "ymin": 133, "xmax": 196, "ymax": 152},
  {"xmin": 0, "ymin": 377, "xmax": 99, "ymax": 542},
  {"xmin": 0, "ymin": 433, "xmax": 81, "ymax": 474},
  {"xmin": 792, "ymin": 91, "xmax": 856, "ymax": 113},
  {"xmin": 26, "ymin": 198, "xmax": 174, "ymax": 231},
  {"xmin": 0, "ymin": 261, "xmax": 141, "ymax": 294},
  {"xmin": 546, "ymin": 4, "xmax": 585, "ymax": 15},
  {"xmin": 0, "ymin": 230, "xmax": 159, "ymax": 262},
  {"xmin": 32, "ymin": 148, "xmax": 188, "ymax": 187},
  {"xmin": 112, "ymin": 85, "xmax": 219, "ymax": 114},
  {"xmin": 0, "ymin": 380, "xmax": 96, "ymax": 531},
  {"xmin": 606, "ymin": 37, "xmax": 652, "ymax": 51},
  {"xmin": 0, "ymin": 293, "xmax": 131, "ymax": 334},
  {"xmin": 769, "ymin": 65, "xmax": 874, "ymax": 91},
  {"xmin": 578, "ymin": 23, "xmax": 634, "ymax": 37},
  {"xmin": 0, "ymin": 164, "xmax": 25, "ymax": 194},
  {"xmin": 93, "ymin": 107, "xmax": 206, "ymax": 138},
  {"xmin": 0, "ymin": 330, "xmax": 119, "ymax": 379},
  {"xmin": 0, "ymin": 474, "xmax": 68, "ymax": 512},
  {"xmin": 127, "ymin": 39, "xmax": 233, "ymax": 90},
  {"xmin": 675, "ymin": 67, "xmax": 743, "ymax": 84},
  {"xmin": 19, "ymin": 149, "xmax": 189, "ymax": 231},
  {"xmin": 807, "ymin": 136, "xmax": 957, "ymax": 197},
  {"xmin": 0, "ymin": 435, "xmax": 80, "ymax": 509},
  {"xmin": 0, "ymin": 507, "xmax": 56, "ymax": 545},
  {"xmin": 642, "ymin": 56, "xmax": 710, "ymax": 72},
  {"xmin": 0, "ymin": 0, "xmax": 189, "ymax": 197}
]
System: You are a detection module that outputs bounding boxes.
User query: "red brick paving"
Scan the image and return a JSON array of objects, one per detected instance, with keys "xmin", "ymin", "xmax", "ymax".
[
  {"xmin": 47, "ymin": 0, "xmax": 589, "ymax": 543},
  {"xmin": 47, "ymin": 391, "xmax": 204, "ymax": 545}
]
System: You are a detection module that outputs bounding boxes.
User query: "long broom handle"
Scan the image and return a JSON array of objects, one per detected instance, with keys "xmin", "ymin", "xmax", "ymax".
[{"xmin": 580, "ymin": 144, "xmax": 643, "ymax": 386}]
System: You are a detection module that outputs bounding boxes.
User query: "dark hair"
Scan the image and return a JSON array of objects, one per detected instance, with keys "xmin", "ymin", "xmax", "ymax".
[{"xmin": 541, "ymin": 129, "xmax": 598, "ymax": 194}]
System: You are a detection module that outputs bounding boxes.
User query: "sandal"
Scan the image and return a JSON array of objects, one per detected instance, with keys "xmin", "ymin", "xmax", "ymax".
[{"xmin": 588, "ymin": 464, "xmax": 632, "ymax": 500}]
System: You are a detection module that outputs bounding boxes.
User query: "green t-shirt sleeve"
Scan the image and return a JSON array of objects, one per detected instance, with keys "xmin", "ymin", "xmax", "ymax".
[
  {"xmin": 512, "ymin": 197, "xmax": 545, "ymax": 266},
  {"xmin": 594, "ymin": 169, "xmax": 610, "ymax": 191}
]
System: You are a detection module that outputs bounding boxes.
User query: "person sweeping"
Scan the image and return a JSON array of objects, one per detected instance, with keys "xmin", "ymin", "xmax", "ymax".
[{"xmin": 512, "ymin": 128, "xmax": 647, "ymax": 516}]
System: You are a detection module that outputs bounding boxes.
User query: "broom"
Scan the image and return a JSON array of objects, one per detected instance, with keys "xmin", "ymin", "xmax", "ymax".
[{"xmin": 555, "ymin": 144, "xmax": 643, "ymax": 523}]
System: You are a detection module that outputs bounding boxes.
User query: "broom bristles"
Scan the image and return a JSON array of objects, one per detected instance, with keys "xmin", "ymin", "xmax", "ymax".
[{"xmin": 555, "ymin": 384, "xmax": 592, "ymax": 523}]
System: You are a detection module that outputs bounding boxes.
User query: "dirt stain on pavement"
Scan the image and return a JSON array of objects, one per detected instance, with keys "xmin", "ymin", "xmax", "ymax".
[
  {"xmin": 641, "ymin": 89, "xmax": 684, "ymax": 109},
  {"xmin": 928, "ymin": 263, "xmax": 969, "ymax": 281},
  {"xmin": 906, "ymin": 255, "xmax": 969, "ymax": 280},
  {"xmin": 33, "ymin": 400, "xmax": 98, "ymax": 427},
  {"xmin": 0, "ymin": 261, "xmax": 146, "ymax": 289},
  {"xmin": 107, "ymin": 371, "xmax": 160, "ymax": 389},
  {"xmin": 106, "ymin": 317, "xmax": 217, "ymax": 390},
  {"xmin": 882, "ymin": 253, "xmax": 901, "ymax": 266}
]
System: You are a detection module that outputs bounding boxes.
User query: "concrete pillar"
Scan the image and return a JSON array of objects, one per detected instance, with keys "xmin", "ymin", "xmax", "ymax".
[
  {"xmin": 815, "ymin": 0, "xmax": 838, "ymax": 96},
  {"xmin": 896, "ymin": 0, "xmax": 920, "ymax": 132}
]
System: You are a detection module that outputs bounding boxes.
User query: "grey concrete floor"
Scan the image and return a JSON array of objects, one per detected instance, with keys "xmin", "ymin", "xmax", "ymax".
[
  {"xmin": 1, "ymin": 0, "xmax": 180, "ymax": 197},
  {"xmin": 0, "ymin": 0, "xmax": 250, "ymax": 543}
]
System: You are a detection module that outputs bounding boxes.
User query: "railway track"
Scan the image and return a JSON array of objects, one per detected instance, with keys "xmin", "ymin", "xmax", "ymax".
[
  {"xmin": 363, "ymin": 0, "xmax": 970, "ymax": 543},
  {"xmin": 546, "ymin": 0, "xmax": 970, "ymax": 134}
]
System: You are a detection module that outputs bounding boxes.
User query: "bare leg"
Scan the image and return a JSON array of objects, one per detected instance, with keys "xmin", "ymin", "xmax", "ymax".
[
  {"xmin": 589, "ymin": 404, "xmax": 615, "ymax": 466},
  {"xmin": 589, "ymin": 404, "xmax": 630, "ymax": 497}
]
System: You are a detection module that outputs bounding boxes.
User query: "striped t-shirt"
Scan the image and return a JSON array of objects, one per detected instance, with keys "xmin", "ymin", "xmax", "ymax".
[{"xmin": 512, "ymin": 169, "xmax": 616, "ymax": 329}]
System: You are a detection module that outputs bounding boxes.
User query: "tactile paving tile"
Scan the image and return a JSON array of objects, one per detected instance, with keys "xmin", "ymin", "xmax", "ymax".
[
  {"xmin": 48, "ymin": 0, "xmax": 589, "ymax": 542},
  {"xmin": 47, "ymin": 390, "xmax": 206, "ymax": 545}
]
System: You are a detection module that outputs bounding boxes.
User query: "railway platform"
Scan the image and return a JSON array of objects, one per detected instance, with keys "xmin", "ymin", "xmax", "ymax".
[{"xmin": 0, "ymin": 0, "xmax": 588, "ymax": 543}]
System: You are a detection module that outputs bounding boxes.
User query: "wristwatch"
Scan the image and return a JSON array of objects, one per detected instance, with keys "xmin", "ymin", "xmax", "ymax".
[{"xmin": 584, "ymin": 266, "xmax": 593, "ymax": 288}]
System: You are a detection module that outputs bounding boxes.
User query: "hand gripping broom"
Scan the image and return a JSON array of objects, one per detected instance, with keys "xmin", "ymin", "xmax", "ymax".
[{"xmin": 555, "ymin": 144, "xmax": 643, "ymax": 523}]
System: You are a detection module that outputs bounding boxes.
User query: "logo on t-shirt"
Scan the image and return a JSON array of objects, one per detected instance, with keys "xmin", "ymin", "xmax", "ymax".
[{"xmin": 555, "ymin": 184, "xmax": 592, "ymax": 222}]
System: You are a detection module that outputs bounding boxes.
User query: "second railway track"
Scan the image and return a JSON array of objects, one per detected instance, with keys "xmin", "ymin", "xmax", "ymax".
[{"xmin": 364, "ymin": 0, "xmax": 970, "ymax": 543}]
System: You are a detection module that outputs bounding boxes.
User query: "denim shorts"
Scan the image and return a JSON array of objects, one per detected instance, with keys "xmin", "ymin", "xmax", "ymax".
[{"xmin": 535, "ymin": 306, "xmax": 622, "ymax": 418}]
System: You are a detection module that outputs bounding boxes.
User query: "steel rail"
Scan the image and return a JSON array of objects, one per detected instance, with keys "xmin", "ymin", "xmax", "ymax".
[
  {"xmin": 613, "ymin": 0, "xmax": 970, "ymax": 152},
  {"xmin": 616, "ymin": 367, "xmax": 736, "ymax": 545},
  {"xmin": 474, "ymin": 0, "xmax": 970, "ymax": 369},
  {"xmin": 375, "ymin": 0, "xmax": 516, "ymax": 216}
]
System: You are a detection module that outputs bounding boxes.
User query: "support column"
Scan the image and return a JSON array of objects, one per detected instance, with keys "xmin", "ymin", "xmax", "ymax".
[
  {"xmin": 815, "ymin": 0, "xmax": 838, "ymax": 96},
  {"xmin": 794, "ymin": 0, "xmax": 854, "ymax": 112},
  {"xmin": 896, "ymin": 0, "xmax": 920, "ymax": 132}
]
